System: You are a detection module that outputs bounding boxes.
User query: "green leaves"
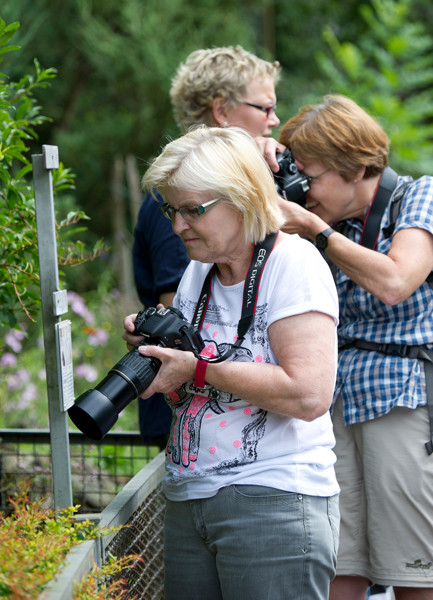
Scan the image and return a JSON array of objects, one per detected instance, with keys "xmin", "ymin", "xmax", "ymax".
[
  {"xmin": 317, "ymin": 0, "xmax": 433, "ymax": 177},
  {"xmin": 0, "ymin": 19, "xmax": 20, "ymax": 63},
  {"xmin": 0, "ymin": 482, "xmax": 138, "ymax": 600},
  {"xmin": 0, "ymin": 20, "xmax": 107, "ymax": 333}
]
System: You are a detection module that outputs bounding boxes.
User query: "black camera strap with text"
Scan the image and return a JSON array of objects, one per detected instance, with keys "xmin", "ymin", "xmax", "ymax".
[{"xmin": 191, "ymin": 231, "xmax": 279, "ymax": 363}]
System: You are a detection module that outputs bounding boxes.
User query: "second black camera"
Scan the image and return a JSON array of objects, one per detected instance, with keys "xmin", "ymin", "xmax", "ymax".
[{"xmin": 274, "ymin": 147, "xmax": 311, "ymax": 205}]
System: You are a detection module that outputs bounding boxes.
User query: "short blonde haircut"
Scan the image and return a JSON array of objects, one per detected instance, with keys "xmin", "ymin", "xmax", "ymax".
[
  {"xmin": 170, "ymin": 46, "xmax": 280, "ymax": 132},
  {"xmin": 142, "ymin": 126, "xmax": 284, "ymax": 244},
  {"xmin": 279, "ymin": 94, "xmax": 389, "ymax": 181}
]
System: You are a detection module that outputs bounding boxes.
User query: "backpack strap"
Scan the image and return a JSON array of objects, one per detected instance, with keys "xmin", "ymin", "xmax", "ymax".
[
  {"xmin": 382, "ymin": 179, "xmax": 411, "ymax": 239},
  {"xmin": 360, "ymin": 167, "xmax": 398, "ymax": 249}
]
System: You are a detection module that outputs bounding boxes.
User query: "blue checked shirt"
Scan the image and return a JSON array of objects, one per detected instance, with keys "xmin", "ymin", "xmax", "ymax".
[{"xmin": 334, "ymin": 175, "xmax": 433, "ymax": 425}]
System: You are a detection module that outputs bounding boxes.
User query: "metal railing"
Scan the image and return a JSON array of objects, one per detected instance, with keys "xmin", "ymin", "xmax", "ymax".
[
  {"xmin": 100, "ymin": 454, "xmax": 167, "ymax": 600},
  {"xmin": 0, "ymin": 429, "xmax": 163, "ymax": 513},
  {"xmin": 39, "ymin": 452, "xmax": 167, "ymax": 600}
]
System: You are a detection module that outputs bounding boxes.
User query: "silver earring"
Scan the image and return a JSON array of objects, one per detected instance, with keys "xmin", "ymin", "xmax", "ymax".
[
  {"xmin": 354, "ymin": 179, "xmax": 358, "ymax": 183},
  {"xmin": 223, "ymin": 121, "xmax": 228, "ymax": 127}
]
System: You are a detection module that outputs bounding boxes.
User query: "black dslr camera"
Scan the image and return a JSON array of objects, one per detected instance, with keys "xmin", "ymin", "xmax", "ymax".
[
  {"xmin": 274, "ymin": 147, "xmax": 311, "ymax": 206},
  {"xmin": 68, "ymin": 306, "xmax": 205, "ymax": 440}
]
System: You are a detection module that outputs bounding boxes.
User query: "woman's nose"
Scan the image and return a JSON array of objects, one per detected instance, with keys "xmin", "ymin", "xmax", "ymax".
[
  {"xmin": 269, "ymin": 111, "xmax": 280, "ymax": 127},
  {"xmin": 172, "ymin": 212, "xmax": 190, "ymax": 235}
]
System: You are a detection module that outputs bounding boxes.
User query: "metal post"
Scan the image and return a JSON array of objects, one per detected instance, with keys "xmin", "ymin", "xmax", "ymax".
[{"xmin": 32, "ymin": 145, "xmax": 73, "ymax": 509}]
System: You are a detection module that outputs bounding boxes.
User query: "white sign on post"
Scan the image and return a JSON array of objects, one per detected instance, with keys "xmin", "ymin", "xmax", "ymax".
[{"xmin": 55, "ymin": 320, "xmax": 75, "ymax": 411}]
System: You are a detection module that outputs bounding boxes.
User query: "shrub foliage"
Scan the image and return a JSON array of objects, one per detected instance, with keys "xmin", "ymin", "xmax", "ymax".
[
  {"xmin": 0, "ymin": 482, "xmax": 141, "ymax": 600},
  {"xmin": 0, "ymin": 18, "xmax": 107, "ymax": 332}
]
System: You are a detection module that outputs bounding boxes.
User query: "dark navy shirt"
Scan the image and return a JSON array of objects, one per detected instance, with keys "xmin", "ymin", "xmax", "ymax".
[
  {"xmin": 133, "ymin": 190, "xmax": 190, "ymax": 307},
  {"xmin": 133, "ymin": 190, "xmax": 190, "ymax": 441}
]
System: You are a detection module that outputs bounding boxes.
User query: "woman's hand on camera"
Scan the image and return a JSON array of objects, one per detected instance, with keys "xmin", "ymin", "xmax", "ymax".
[
  {"xmin": 255, "ymin": 136, "xmax": 286, "ymax": 172},
  {"xmin": 122, "ymin": 305, "xmax": 166, "ymax": 351},
  {"xmin": 136, "ymin": 345, "xmax": 197, "ymax": 399},
  {"xmin": 122, "ymin": 313, "xmax": 142, "ymax": 351}
]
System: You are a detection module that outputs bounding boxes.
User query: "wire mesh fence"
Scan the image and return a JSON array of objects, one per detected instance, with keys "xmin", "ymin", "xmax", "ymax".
[
  {"xmin": 105, "ymin": 485, "xmax": 166, "ymax": 599},
  {"xmin": 0, "ymin": 429, "xmax": 163, "ymax": 514}
]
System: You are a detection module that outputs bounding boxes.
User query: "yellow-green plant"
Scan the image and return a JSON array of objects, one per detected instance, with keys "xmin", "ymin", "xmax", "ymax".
[
  {"xmin": 0, "ymin": 482, "xmax": 140, "ymax": 600},
  {"xmin": 72, "ymin": 554, "xmax": 141, "ymax": 600}
]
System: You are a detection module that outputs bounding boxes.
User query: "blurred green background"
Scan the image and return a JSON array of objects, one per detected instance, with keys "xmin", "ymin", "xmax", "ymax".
[{"xmin": 1, "ymin": 0, "xmax": 433, "ymax": 432}]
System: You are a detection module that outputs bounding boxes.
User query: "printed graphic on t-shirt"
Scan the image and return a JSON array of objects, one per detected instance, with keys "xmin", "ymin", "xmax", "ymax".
[{"xmin": 165, "ymin": 302, "xmax": 271, "ymax": 478}]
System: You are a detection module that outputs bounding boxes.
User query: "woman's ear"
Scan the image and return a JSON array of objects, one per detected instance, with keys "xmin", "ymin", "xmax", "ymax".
[
  {"xmin": 353, "ymin": 166, "xmax": 366, "ymax": 182},
  {"xmin": 212, "ymin": 97, "xmax": 228, "ymax": 126}
]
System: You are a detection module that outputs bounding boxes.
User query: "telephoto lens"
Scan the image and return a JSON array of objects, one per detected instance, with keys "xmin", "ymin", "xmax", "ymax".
[
  {"xmin": 68, "ymin": 306, "xmax": 204, "ymax": 440},
  {"xmin": 68, "ymin": 348, "xmax": 161, "ymax": 440}
]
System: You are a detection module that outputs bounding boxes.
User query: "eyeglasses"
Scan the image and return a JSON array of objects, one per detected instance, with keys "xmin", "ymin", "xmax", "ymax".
[
  {"xmin": 160, "ymin": 197, "xmax": 223, "ymax": 222},
  {"xmin": 241, "ymin": 102, "xmax": 277, "ymax": 117},
  {"xmin": 307, "ymin": 168, "xmax": 330, "ymax": 183}
]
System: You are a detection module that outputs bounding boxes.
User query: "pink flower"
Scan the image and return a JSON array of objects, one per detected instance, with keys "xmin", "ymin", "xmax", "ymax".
[
  {"xmin": 7, "ymin": 368, "xmax": 31, "ymax": 390},
  {"xmin": 5, "ymin": 329, "xmax": 25, "ymax": 353},
  {"xmin": 7, "ymin": 375, "xmax": 22, "ymax": 391},
  {"xmin": 1, "ymin": 353, "xmax": 17, "ymax": 367},
  {"xmin": 67, "ymin": 291, "xmax": 95, "ymax": 325},
  {"xmin": 75, "ymin": 363, "xmax": 98, "ymax": 382},
  {"xmin": 88, "ymin": 329, "xmax": 109, "ymax": 346},
  {"xmin": 20, "ymin": 384, "xmax": 38, "ymax": 406}
]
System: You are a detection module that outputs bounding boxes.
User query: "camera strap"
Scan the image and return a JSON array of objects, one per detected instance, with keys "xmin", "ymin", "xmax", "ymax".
[
  {"xmin": 191, "ymin": 231, "xmax": 279, "ymax": 363},
  {"xmin": 359, "ymin": 166, "xmax": 398, "ymax": 249}
]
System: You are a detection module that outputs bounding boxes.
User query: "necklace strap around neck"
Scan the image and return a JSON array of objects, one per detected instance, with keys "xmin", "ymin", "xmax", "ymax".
[{"xmin": 192, "ymin": 232, "xmax": 278, "ymax": 358}]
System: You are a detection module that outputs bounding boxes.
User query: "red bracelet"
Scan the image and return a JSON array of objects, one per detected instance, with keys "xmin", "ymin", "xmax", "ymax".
[{"xmin": 194, "ymin": 358, "xmax": 208, "ymax": 389}]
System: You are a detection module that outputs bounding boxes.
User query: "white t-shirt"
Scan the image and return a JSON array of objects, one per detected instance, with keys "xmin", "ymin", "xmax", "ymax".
[{"xmin": 163, "ymin": 233, "xmax": 340, "ymax": 501}]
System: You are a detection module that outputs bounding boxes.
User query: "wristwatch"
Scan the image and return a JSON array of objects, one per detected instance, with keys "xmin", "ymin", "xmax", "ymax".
[{"xmin": 315, "ymin": 227, "xmax": 335, "ymax": 250}]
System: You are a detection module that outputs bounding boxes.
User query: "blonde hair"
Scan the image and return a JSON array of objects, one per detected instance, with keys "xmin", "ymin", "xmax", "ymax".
[
  {"xmin": 142, "ymin": 126, "xmax": 284, "ymax": 244},
  {"xmin": 279, "ymin": 94, "xmax": 389, "ymax": 180},
  {"xmin": 170, "ymin": 46, "xmax": 280, "ymax": 132}
]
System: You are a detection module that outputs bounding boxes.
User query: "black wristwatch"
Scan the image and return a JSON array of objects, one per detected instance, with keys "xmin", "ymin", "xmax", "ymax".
[{"xmin": 315, "ymin": 227, "xmax": 335, "ymax": 250}]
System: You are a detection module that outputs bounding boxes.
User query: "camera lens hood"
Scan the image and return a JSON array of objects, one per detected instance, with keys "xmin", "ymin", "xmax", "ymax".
[{"xmin": 68, "ymin": 389, "xmax": 120, "ymax": 440}]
